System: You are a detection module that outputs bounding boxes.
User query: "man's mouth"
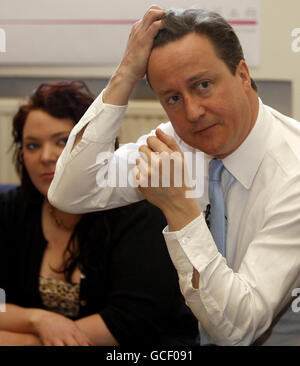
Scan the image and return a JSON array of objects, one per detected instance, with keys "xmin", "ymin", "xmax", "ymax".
[{"xmin": 194, "ymin": 124, "xmax": 217, "ymax": 135}]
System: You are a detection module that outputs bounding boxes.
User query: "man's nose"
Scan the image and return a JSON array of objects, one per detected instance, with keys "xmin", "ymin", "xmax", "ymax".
[
  {"xmin": 40, "ymin": 144, "xmax": 58, "ymax": 163},
  {"xmin": 184, "ymin": 95, "xmax": 206, "ymax": 122}
]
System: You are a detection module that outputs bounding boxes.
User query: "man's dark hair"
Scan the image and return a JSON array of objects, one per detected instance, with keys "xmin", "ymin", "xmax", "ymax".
[{"xmin": 151, "ymin": 8, "xmax": 257, "ymax": 92}]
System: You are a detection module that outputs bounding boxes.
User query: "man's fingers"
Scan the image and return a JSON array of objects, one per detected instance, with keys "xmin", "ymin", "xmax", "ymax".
[
  {"xmin": 144, "ymin": 5, "xmax": 165, "ymax": 16},
  {"xmin": 148, "ymin": 4, "xmax": 164, "ymax": 11},
  {"xmin": 132, "ymin": 164, "xmax": 140, "ymax": 182},
  {"xmin": 134, "ymin": 157, "xmax": 151, "ymax": 187},
  {"xmin": 139, "ymin": 144, "xmax": 154, "ymax": 161},
  {"xmin": 155, "ymin": 129, "xmax": 182, "ymax": 152},
  {"xmin": 146, "ymin": 136, "xmax": 167, "ymax": 154},
  {"xmin": 146, "ymin": 132, "xmax": 178, "ymax": 155},
  {"xmin": 147, "ymin": 19, "xmax": 164, "ymax": 39},
  {"xmin": 142, "ymin": 6, "xmax": 165, "ymax": 27}
]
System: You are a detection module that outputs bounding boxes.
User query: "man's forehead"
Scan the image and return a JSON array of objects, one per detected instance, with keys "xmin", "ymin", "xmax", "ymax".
[
  {"xmin": 148, "ymin": 33, "xmax": 219, "ymax": 71},
  {"xmin": 147, "ymin": 33, "xmax": 225, "ymax": 91}
]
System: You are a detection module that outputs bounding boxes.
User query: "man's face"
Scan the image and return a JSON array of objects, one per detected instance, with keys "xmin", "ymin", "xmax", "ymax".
[{"xmin": 147, "ymin": 32, "xmax": 256, "ymax": 158}]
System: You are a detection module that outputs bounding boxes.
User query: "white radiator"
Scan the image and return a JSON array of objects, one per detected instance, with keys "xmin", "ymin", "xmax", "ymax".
[
  {"xmin": 0, "ymin": 98, "xmax": 22, "ymax": 184},
  {"xmin": 0, "ymin": 98, "xmax": 168, "ymax": 184}
]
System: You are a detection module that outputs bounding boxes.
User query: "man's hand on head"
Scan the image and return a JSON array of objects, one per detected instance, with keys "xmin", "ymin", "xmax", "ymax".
[
  {"xmin": 103, "ymin": 6, "xmax": 165, "ymax": 106},
  {"xmin": 120, "ymin": 6, "xmax": 165, "ymax": 84}
]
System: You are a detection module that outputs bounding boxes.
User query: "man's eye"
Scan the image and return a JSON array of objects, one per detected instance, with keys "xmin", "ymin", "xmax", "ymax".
[
  {"xmin": 196, "ymin": 81, "xmax": 210, "ymax": 90},
  {"xmin": 167, "ymin": 95, "xmax": 182, "ymax": 105}
]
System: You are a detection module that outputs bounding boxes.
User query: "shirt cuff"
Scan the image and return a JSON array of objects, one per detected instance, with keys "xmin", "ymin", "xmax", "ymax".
[{"xmin": 163, "ymin": 213, "xmax": 219, "ymax": 275}]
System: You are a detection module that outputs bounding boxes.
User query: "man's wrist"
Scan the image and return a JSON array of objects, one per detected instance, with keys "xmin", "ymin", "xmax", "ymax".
[
  {"xmin": 103, "ymin": 66, "xmax": 138, "ymax": 106},
  {"xmin": 162, "ymin": 198, "xmax": 201, "ymax": 232}
]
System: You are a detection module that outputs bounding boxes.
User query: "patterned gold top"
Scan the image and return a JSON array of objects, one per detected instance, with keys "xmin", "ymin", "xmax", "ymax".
[{"xmin": 39, "ymin": 276, "xmax": 80, "ymax": 318}]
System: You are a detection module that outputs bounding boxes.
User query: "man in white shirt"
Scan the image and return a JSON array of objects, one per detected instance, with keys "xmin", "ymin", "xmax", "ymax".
[{"xmin": 48, "ymin": 7, "xmax": 300, "ymax": 345}]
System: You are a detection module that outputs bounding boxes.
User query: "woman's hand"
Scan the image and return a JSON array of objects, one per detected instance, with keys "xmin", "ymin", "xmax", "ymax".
[{"xmin": 30, "ymin": 309, "xmax": 94, "ymax": 346}]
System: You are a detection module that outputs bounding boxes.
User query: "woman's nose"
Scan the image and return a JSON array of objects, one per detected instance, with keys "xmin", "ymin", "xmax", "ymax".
[{"xmin": 40, "ymin": 144, "xmax": 58, "ymax": 164}]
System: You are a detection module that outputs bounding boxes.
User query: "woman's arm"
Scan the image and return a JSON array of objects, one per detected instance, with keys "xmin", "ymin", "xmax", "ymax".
[
  {"xmin": 0, "ymin": 304, "xmax": 37, "ymax": 333},
  {"xmin": 0, "ymin": 330, "xmax": 42, "ymax": 346},
  {"xmin": 0, "ymin": 305, "xmax": 41, "ymax": 345},
  {"xmin": 0, "ymin": 304, "xmax": 120, "ymax": 346},
  {"xmin": 75, "ymin": 314, "xmax": 119, "ymax": 346},
  {"xmin": 0, "ymin": 304, "xmax": 93, "ymax": 346}
]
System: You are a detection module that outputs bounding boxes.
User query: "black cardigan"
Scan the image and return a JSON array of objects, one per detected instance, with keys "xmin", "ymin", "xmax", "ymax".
[{"xmin": 0, "ymin": 187, "xmax": 198, "ymax": 346}]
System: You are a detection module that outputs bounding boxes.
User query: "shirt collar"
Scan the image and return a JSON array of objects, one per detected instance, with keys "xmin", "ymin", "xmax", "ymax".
[{"xmin": 222, "ymin": 98, "xmax": 269, "ymax": 190}]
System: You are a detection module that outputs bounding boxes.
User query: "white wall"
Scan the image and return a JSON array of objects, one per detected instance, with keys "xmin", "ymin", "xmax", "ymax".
[
  {"xmin": 250, "ymin": 0, "xmax": 300, "ymax": 119},
  {"xmin": 0, "ymin": 0, "xmax": 260, "ymax": 66},
  {"xmin": 0, "ymin": 0, "xmax": 299, "ymax": 119}
]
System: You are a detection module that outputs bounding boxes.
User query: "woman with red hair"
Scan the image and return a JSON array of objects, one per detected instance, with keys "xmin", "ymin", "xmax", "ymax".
[{"xmin": 0, "ymin": 81, "xmax": 198, "ymax": 346}]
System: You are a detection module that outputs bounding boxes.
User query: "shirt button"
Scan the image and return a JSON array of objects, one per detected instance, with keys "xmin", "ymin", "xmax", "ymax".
[
  {"xmin": 80, "ymin": 300, "xmax": 87, "ymax": 307},
  {"xmin": 181, "ymin": 236, "xmax": 190, "ymax": 245}
]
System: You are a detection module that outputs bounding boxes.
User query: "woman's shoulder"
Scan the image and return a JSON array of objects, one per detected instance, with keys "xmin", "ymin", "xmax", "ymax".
[
  {"xmin": 0, "ymin": 185, "xmax": 41, "ymax": 221},
  {"xmin": 0, "ymin": 185, "xmax": 23, "ymax": 208},
  {"xmin": 0, "ymin": 184, "xmax": 20, "ymax": 195},
  {"xmin": 105, "ymin": 200, "xmax": 167, "ymax": 232},
  {"xmin": 100, "ymin": 200, "xmax": 169, "ymax": 262}
]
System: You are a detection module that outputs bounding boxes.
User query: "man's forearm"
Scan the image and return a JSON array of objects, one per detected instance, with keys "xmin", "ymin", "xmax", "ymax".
[
  {"xmin": 103, "ymin": 68, "xmax": 137, "ymax": 106},
  {"xmin": 49, "ymin": 6, "xmax": 165, "ymax": 213},
  {"xmin": 72, "ymin": 69, "xmax": 133, "ymax": 151}
]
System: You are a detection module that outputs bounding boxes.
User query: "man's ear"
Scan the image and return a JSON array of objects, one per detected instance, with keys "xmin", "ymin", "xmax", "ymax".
[{"xmin": 236, "ymin": 60, "xmax": 251, "ymax": 93}]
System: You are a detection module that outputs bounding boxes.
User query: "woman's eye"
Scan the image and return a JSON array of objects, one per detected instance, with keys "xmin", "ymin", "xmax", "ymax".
[
  {"xmin": 25, "ymin": 143, "xmax": 39, "ymax": 150},
  {"xmin": 167, "ymin": 95, "xmax": 182, "ymax": 105},
  {"xmin": 57, "ymin": 137, "xmax": 68, "ymax": 146}
]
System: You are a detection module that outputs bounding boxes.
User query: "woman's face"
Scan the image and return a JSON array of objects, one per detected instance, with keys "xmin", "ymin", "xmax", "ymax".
[{"xmin": 22, "ymin": 109, "xmax": 75, "ymax": 197}]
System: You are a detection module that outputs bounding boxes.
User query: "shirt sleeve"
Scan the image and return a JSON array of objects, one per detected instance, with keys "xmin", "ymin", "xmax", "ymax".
[
  {"xmin": 163, "ymin": 177, "xmax": 300, "ymax": 346},
  {"xmin": 48, "ymin": 89, "xmax": 171, "ymax": 213}
]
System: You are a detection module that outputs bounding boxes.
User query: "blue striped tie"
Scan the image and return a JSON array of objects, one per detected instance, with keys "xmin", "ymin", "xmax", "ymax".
[{"xmin": 209, "ymin": 159, "xmax": 226, "ymax": 256}]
